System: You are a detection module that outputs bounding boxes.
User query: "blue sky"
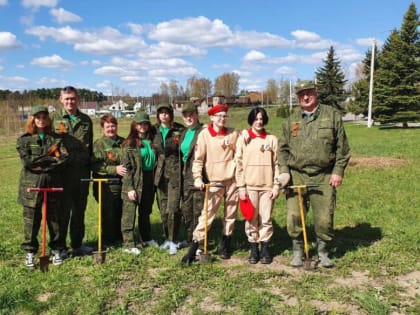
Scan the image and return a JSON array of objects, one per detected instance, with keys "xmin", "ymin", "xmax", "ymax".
[{"xmin": 0, "ymin": 0, "xmax": 417, "ymax": 96}]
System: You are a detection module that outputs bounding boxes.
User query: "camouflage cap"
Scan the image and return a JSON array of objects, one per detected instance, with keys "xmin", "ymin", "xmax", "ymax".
[
  {"xmin": 156, "ymin": 103, "xmax": 173, "ymax": 113},
  {"xmin": 182, "ymin": 103, "xmax": 197, "ymax": 114},
  {"xmin": 295, "ymin": 80, "xmax": 317, "ymax": 95},
  {"xmin": 31, "ymin": 105, "xmax": 49, "ymax": 116},
  {"xmin": 133, "ymin": 111, "xmax": 150, "ymax": 123}
]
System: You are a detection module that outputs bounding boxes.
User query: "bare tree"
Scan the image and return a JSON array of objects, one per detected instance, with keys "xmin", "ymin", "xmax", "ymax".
[{"xmin": 214, "ymin": 72, "xmax": 239, "ymax": 97}]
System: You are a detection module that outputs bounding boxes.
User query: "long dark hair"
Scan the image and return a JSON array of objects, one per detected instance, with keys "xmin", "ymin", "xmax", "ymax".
[{"xmin": 123, "ymin": 121, "xmax": 155, "ymax": 148}]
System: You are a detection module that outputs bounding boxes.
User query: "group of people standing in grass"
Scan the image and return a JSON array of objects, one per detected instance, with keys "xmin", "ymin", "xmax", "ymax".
[{"xmin": 17, "ymin": 81, "xmax": 350, "ymax": 270}]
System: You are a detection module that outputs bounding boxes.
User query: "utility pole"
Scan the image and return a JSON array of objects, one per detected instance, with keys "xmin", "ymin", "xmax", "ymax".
[
  {"xmin": 367, "ymin": 39, "xmax": 375, "ymax": 128},
  {"xmin": 289, "ymin": 79, "xmax": 293, "ymax": 112}
]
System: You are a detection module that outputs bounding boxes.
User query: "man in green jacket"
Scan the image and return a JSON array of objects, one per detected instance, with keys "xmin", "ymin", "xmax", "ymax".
[
  {"xmin": 50, "ymin": 86, "xmax": 93, "ymax": 258},
  {"xmin": 278, "ymin": 80, "xmax": 351, "ymax": 268}
]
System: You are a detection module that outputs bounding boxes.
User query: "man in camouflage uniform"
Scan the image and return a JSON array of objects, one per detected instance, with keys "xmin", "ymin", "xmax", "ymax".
[
  {"xmin": 278, "ymin": 80, "xmax": 350, "ymax": 268},
  {"xmin": 50, "ymin": 86, "xmax": 93, "ymax": 257}
]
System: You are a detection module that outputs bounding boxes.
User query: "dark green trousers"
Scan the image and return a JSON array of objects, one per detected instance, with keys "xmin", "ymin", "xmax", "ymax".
[
  {"xmin": 286, "ymin": 171, "xmax": 336, "ymax": 242},
  {"xmin": 156, "ymin": 176, "xmax": 181, "ymax": 241}
]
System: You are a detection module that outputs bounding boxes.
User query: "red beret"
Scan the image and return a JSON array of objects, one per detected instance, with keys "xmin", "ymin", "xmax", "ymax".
[{"xmin": 208, "ymin": 104, "xmax": 229, "ymax": 116}]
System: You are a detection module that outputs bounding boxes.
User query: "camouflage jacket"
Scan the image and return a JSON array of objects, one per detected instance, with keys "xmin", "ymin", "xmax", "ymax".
[
  {"xmin": 152, "ymin": 122, "xmax": 185, "ymax": 186},
  {"xmin": 50, "ymin": 108, "xmax": 93, "ymax": 167},
  {"xmin": 278, "ymin": 104, "xmax": 351, "ymax": 177},
  {"xmin": 16, "ymin": 132, "xmax": 70, "ymax": 207},
  {"xmin": 179, "ymin": 123, "xmax": 207, "ymax": 185},
  {"xmin": 121, "ymin": 143, "xmax": 156, "ymax": 202},
  {"xmin": 91, "ymin": 135, "xmax": 124, "ymax": 193}
]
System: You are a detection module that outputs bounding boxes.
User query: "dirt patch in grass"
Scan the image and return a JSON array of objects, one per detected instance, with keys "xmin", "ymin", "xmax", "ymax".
[
  {"xmin": 349, "ymin": 157, "xmax": 407, "ymax": 168},
  {"xmin": 394, "ymin": 270, "xmax": 420, "ymax": 300},
  {"xmin": 36, "ymin": 292, "xmax": 53, "ymax": 302},
  {"xmin": 311, "ymin": 299, "xmax": 361, "ymax": 314}
]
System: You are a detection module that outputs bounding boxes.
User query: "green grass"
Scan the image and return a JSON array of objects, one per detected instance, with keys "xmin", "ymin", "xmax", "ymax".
[{"xmin": 0, "ymin": 108, "xmax": 419, "ymax": 314}]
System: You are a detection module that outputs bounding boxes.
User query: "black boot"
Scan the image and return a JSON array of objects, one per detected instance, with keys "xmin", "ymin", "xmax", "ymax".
[
  {"xmin": 220, "ymin": 235, "xmax": 231, "ymax": 259},
  {"xmin": 260, "ymin": 242, "xmax": 272, "ymax": 264},
  {"xmin": 248, "ymin": 242, "xmax": 259, "ymax": 264},
  {"xmin": 181, "ymin": 240, "xmax": 199, "ymax": 264}
]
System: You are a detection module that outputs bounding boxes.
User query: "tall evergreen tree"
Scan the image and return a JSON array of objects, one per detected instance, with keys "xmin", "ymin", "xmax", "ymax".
[
  {"xmin": 374, "ymin": 3, "xmax": 420, "ymax": 127},
  {"xmin": 315, "ymin": 46, "xmax": 347, "ymax": 112}
]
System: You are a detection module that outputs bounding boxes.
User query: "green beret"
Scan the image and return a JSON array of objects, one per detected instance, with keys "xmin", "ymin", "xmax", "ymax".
[
  {"xmin": 31, "ymin": 105, "xmax": 49, "ymax": 116},
  {"xmin": 133, "ymin": 111, "xmax": 150, "ymax": 123},
  {"xmin": 295, "ymin": 80, "xmax": 317, "ymax": 95}
]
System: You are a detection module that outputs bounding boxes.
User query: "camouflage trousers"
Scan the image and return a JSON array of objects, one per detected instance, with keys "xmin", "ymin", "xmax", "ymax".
[
  {"xmin": 286, "ymin": 170, "xmax": 336, "ymax": 242},
  {"xmin": 57, "ymin": 168, "xmax": 90, "ymax": 249},
  {"xmin": 21, "ymin": 195, "xmax": 61, "ymax": 253},
  {"xmin": 181, "ymin": 182, "xmax": 205, "ymax": 242},
  {"xmin": 121, "ymin": 171, "xmax": 155, "ymax": 247},
  {"xmin": 156, "ymin": 176, "xmax": 181, "ymax": 241}
]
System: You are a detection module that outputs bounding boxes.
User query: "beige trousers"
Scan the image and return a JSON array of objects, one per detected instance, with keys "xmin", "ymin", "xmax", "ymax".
[
  {"xmin": 193, "ymin": 178, "xmax": 238, "ymax": 242},
  {"xmin": 245, "ymin": 189, "xmax": 274, "ymax": 243}
]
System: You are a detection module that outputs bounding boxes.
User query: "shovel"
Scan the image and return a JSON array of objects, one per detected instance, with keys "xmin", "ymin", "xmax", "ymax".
[
  {"xmin": 199, "ymin": 183, "xmax": 225, "ymax": 263},
  {"xmin": 81, "ymin": 178, "xmax": 120, "ymax": 264},
  {"xmin": 287, "ymin": 184, "xmax": 319, "ymax": 271},
  {"xmin": 27, "ymin": 187, "xmax": 64, "ymax": 272}
]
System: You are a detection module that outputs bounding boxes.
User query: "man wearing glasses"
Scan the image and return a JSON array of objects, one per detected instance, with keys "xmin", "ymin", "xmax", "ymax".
[
  {"xmin": 51, "ymin": 86, "xmax": 94, "ymax": 258},
  {"xmin": 182, "ymin": 104, "xmax": 240, "ymax": 264}
]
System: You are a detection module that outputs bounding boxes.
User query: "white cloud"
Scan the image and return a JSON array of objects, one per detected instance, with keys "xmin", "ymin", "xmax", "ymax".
[
  {"xmin": 94, "ymin": 66, "xmax": 130, "ymax": 77},
  {"xmin": 26, "ymin": 25, "xmax": 147, "ymax": 55},
  {"xmin": 291, "ymin": 29, "xmax": 335, "ymax": 50},
  {"xmin": 0, "ymin": 0, "xmax": 8, "ymax": 6},
  {"xmin": 50, "ymin": 8, "xmax": 82, "ymax": 24},
  {"xmin": 141, "ymin": 42, "xmax": 206, "ymax": 59},
  {"xmin": 243, "ymin": 50, "xmax": 266, "ymax": 62},
  {"xmin": 22, "ymin": 0, "xmax": 57, "ymax": 9},
  {"xmin": 0, "ymin": 32, "xmax": 21, "ymax": 51},
  {"xmin": 0, "ymin": 75, "xmax": 29, "ymax": 90},
  {"xmin": 126, "ymin": 23, "xmax": 144, "ymax": 35},
  {"xmin": 149, "ymin": 16, "xmax": 232, "ymax": 47},
  {"xmin": 275, "ymin": 66, "xmax": 295, "ymax": 75},
  {"xmin": 31, "ymin": 54, "xmax": 73, "ymax": 68},
  {"xmin": 36, "ymin": 76, "xmax": 64, "ymax": 85}
]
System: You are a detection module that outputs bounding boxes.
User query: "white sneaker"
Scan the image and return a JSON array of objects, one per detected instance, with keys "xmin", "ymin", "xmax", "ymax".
[
  {"xmin": 160, "ymin": 240, "xmax": 171, "ymax": 250},
  {"xmin": 168, "ymin": 241, "xmax": 178, "ymax": 255},
  {"xmin": 25, "ymin": 252, "xmax": 35, "ymax": 269},
  {"xmin": 123, "ymin": 247, "xmax": 141, "ymax": 255},
  {"xmin": 51, "ymin": 250, "xmax": 63, "ymax": 266},
  {"xmin": 144, "ymin": 239, "xmax": 159, "ymax": 247}
]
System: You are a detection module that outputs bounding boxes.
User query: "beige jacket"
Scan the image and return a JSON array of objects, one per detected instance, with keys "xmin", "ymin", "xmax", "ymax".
[
  {"xmin": 235, "ymin": 133, "xmax": 280, "ymax": 191},
  {"xmin": 192, "ymin": 126, "xmax": 239, "ymax": 182}
]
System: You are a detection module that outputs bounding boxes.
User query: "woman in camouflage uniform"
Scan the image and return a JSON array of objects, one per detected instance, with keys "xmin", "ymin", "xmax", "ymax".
[
  {"xmin": 91, "ymin": 114, "xmax": 126, "ymax": 248},
  {"xmin": 153, "ymin": 104, "xmax": 185, "ymax": 255},
  {"xmin": 120, "ymin": 111, "xmax": 158, "ymax": 254},
  {"xmin": 17, "ymin": 106, "xmax": 70, "ymax": 268}
]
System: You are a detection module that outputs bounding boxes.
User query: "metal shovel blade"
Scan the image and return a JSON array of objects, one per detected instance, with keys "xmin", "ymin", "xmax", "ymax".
[
  {"xmin": 39, "ymin": 255, "xmax": 50, "ymax": 272},
  {"xmin": 199, "ymin": 252, "xmax": 212, "ymax": 263},
  {"xmin": 304, "ymin": 258, "xmax": 316, "ymax": 271},
  {"xmin": 93, "ymin": 251, "xmax": 106, "ymax": 264}
]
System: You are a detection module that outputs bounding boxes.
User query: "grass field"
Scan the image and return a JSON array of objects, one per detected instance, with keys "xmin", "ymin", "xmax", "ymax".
[{"xmin": 0, "ymin": 107, "xmax": 419, "ymax": 314}]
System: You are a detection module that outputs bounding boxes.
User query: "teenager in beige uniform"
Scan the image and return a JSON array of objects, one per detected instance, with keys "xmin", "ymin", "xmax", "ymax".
[
  {"xmin": 236, "ymin": 107, "xmax": 289, "ymax": 264},
  {"xmin": 182, "ymin": 104, "xmax": 239, "ymax": 264}
]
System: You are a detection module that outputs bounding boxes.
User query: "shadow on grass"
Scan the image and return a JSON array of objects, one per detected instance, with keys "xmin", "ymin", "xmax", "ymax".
[{"xmin": 333, "ymin": 222, "xmax": 383, "ymax": 258}]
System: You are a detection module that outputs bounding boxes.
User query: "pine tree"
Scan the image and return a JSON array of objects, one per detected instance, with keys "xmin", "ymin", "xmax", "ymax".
[
  {"xmin": 374, "ymin": 3, "xmax": 420, "ymax": 127},
  {"xmin": 315, "ymin": 46, "xmax": 347, "ymax": 112}
]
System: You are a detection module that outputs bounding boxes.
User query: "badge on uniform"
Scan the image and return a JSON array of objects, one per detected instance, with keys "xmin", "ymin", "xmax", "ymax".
[
  {"xmin": 107, "ymin": 151, "xmax": 116, "ymax": 162},
  {"xmin": 292, "ymin": 123, "xmax": 299, "ymax": 137},
  {"xmin": 260, "ymin": 144, "xmax": 271, "ymax": 152},
  {"xmin": 221, "ymin": 138, "xmax": 230, "ymax": 150}
]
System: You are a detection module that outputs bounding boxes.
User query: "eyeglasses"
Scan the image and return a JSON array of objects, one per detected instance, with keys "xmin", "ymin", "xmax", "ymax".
[{"xmin": 213, "ymin": 114, "xmax": 228, "ymax": 119}]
